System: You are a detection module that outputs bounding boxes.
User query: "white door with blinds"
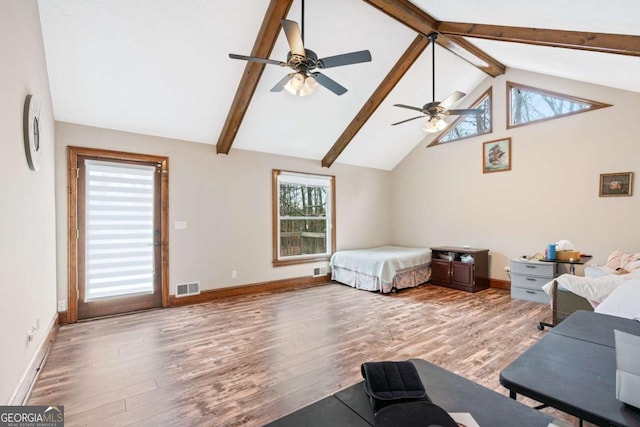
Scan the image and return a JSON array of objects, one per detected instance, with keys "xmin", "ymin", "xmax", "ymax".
[{"xmin": 78, "ymin": 158, "xmax": 162, "ymax": 319}]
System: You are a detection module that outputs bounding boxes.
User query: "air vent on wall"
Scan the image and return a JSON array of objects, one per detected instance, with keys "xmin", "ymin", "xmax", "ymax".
[
  {"xmin": 313, "ymin": 267, "xmax": 329, "ymax": 277},
  {"xmin": 176, "ymin": 282, "xmax": 200, "ymax": 297}
]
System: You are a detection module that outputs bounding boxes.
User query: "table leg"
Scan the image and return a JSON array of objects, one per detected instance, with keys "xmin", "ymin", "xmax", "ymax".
[{"xmin": 509, "ymin": 390, "xmax": 516, "ymax": 400}]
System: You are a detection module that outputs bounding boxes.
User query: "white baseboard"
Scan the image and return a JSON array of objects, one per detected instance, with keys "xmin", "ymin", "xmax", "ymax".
[{"xmin": 8, "ymin": 312, "xmax": 58, "ymax": 405}]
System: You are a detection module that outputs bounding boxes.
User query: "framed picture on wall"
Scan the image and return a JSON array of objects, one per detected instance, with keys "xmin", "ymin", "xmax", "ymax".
[
  {"xmin": 599, "ymin": 172, "xmax": 633, "ymax": 197},
  {"xmin": 482, "ymin": 137, "xmax": 511, "ymax": 173}
]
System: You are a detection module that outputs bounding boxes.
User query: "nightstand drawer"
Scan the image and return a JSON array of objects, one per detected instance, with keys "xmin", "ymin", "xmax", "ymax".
[
  {"xmin": 511, "ymin": 261, "xmax": 557, "ymax": 278},
  {"xmin": 511, "ymin": 274, "xmax": 550, "ymax": 291},
  {"xmin": 511, "ymin": 287, "xmax": 550, "ymax": 304}
]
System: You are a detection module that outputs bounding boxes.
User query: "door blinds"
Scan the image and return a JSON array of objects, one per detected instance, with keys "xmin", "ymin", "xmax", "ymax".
[{"xmin": 84, "ymin": 160, "xmax": 156, "ymax": 301}]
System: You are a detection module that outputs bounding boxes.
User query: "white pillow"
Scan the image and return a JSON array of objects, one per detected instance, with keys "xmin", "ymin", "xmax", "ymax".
[{"xmin": 594, "ymin": 279, "xmax": 640, "ymax": 320}]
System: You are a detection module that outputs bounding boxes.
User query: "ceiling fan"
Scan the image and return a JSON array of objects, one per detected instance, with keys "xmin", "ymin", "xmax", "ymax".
[
  {"xmin": 228, "ymin": 0, "xmax": 371, "ymax": 96},
  {"xmin": 392, "ymin": 33, "xmax": 483, "ymax": 133}
]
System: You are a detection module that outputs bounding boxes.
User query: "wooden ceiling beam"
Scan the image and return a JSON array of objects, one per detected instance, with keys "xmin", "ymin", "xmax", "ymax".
[
  {"xmin": 216, "ymin": 0, "xmax": 294, "ymax": 155},
  {"xmin": 362, "ymin": 0, "xmax": 505, "ymax": 77},
  {"xmin": 438, "ymin": 22, "xmax": 640, "ymax": 57},
  {"xmin": 322, "ymin": 35, "xmax": 430, "ymax": 168}
]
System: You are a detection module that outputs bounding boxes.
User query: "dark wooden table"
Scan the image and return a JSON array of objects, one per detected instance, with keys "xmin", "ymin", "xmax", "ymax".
[
  {"xmin": 500, "ymin": 311, "xmax": 640, "ymax": 426},
  {"xmin": 267, "ymin": 359, "xmax": 554, "ymax": 426}
]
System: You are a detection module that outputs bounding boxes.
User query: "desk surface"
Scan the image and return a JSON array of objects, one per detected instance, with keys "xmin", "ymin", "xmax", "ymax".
[
  {"xmin": 268, "ymin": 359, "xmax": 553, "ymax": 427},
  {"xmin": 551, "ymin": 310, "xmax": 640, "ymax": 348},
  {"xmin": 539, "ymin": 256, "xmax": 592, "ymax": 265},
  {"xmin": 500, "ymin": 312, "xmax": 640, "ymax": 426}
]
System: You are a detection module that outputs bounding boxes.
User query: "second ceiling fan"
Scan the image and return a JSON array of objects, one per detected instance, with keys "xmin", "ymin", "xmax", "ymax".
[
  {"xmin": 393, "ymin": 33, "xmax": 483, "ymax": 133},
  {"xmin": 229, "ymin": 0, "xmax": 372, "ymax": 96}
]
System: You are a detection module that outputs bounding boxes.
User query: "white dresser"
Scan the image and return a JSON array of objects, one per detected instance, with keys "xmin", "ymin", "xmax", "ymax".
[{"xmin": 510, "ymin": 259, "xmax": 558, "ymax": 303}]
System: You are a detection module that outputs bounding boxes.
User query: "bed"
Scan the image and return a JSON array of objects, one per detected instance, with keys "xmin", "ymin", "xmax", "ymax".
[
  {"xmin": 329, "ymin": 246, "xmax": 431, "ymax": 293},
  {"xmin": 541, "ymin": 266, "xmax": 640, "ymax": 325},
  {"xmin": 538, "ymin": 251, "xmax": 640, "ymax": 326}
]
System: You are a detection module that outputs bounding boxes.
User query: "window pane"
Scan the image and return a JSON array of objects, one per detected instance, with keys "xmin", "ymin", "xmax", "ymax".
[
  {"xmin": 273, "ymin": 170, "xmax": 334, "ymax": 264},
  {"xmin": 280, "ymin": 219, "xmax": 327, "ymax": 257},
  {"xmin": 279, "ymin": 184, "xmax": 327, "ymax": 217},
  {"xmin": 431, "ymin": 88, "xmax": 492, "ymax": 146},
  {"xmin": 439, "ymin": 96, "xmax": 491, "ymax": 143},
  {"xmin": 510, "ymin": 87, "xmax": 590, "ymax": 125}
]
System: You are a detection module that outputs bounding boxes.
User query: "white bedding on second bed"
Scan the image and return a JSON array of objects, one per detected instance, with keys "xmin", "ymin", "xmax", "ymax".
[
  {"xmin": 542, "ymin": 269, "xmax": 640, "ymax": 304},
  {"xmin": 330, "ymin": 246, "xmax": 431, "ymax": 293}
]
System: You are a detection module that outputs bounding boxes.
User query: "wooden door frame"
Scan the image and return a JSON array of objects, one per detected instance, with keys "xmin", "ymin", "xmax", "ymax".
[{"xmin": 67, "ymin": 146, "xmax": 169, "ymax": 323}]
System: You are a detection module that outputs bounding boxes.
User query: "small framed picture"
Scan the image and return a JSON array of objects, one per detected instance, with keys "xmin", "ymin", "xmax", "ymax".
[
  {"xmin": 483, "ymin": 137, "xmax": 511, "ymax": 173},
  {"xmin": 599, "ymin": 172, "xmax": 633, "ymax": 197}
]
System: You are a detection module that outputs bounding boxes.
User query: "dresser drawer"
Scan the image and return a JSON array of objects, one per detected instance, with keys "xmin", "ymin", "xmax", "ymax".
[
  {"xmin": 511, "ymin": 287, "xmax": 550, "ymax": 304},
  {"xmin": 510, "ymin": 260, "xmax": 557, "ymax": 278},
  {"xmin": 511, "ymin": 274, "xmax": 550, "ymax": 291}
]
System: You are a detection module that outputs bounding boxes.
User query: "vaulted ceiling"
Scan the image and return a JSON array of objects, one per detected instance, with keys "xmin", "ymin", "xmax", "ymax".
[{"xmin": 38, "ymin": 0, "xmax": 640, "ymax": 170}]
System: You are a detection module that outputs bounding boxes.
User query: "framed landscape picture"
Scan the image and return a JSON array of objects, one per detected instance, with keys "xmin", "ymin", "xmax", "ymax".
[
  {"xmin": 599, "ymin": 172, "xmax": 633, "ymax": 197},
  {"xmin": 483, "ymin": 137, "xmax": 511, "ymax": 173}
]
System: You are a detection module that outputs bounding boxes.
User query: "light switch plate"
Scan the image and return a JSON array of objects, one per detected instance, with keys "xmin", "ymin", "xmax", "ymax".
[{"xmin": 175, "ymin": 221, "xmax": 187, "ymax": 230}]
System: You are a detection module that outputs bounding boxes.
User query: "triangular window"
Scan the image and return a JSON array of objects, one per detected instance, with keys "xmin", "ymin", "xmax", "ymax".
[
  {"xmin": 428, "ymin": 88, "xmax": 492, "ymax": 147},
  {"xmin": 508, "ymin": 82, "xmax": 611, "ymax": 129}
]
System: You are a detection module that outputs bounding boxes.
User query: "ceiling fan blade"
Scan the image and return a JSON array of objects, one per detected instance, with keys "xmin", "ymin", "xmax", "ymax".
[
  {"xmin": 439, "ymin": 91, "xmax": 466, "ymax": 109},
  {"xmin": 447, "ymin": 108, "xmax": 484, "ymax": 115},
  {"xmin": 312, "ymin": 72, "xmax": 347, "ymax": 96},
  {"xmin": 281, "ymin": 19, "xmax": 306, "ymax": 57},
  {"xmin": 270, "ymin": 74, "xmax": 293, "ymax": 92},
  {"xmin": 229, "ymin": 53, "xmax": 286, "ymax": 67},
  {"xmin": 318, "ymin": 50, "xmax": 372, "ymax": 69},
  {"xmin": 393, "ymin": 104, "xmax": 425, "ymax": 113},
  {"xmin": 391, "ymin": 115, "xmax": 425, "ymax": 126}
]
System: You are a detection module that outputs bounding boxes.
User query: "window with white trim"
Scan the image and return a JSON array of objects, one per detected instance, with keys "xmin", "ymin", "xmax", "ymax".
[{"xmin": 272, "ymin": 170, "xmax": 335, "ymax": 266}]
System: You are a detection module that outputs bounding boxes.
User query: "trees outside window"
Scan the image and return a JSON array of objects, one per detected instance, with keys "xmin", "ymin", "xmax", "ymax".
[
  {"xmin": 272, "ymin": 170, "xmax": 335, "ymax": 266},
  {"xmin": 429, "ymin": 88, "xmax": 493, "ymax": 147},
  {"xmin": 507, "ymin": 82, "xmax": 611, "ymax": 128}
]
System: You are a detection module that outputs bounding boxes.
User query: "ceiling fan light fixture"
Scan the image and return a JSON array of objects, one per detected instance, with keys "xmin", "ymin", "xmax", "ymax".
[
  {"xmin": 422, "ymin": 116, "xmax": 447, "ymax": 133},
  {"xmin": 284, "ymin": 73, "xmax": 318, "ymax": 97}
]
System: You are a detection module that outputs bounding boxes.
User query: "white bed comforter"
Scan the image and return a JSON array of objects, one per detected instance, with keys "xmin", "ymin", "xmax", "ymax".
[
  {"xmin": 329, "ymin": 246, "xmax": 431, "ymax": 284},
  {"xmin": 542, "ymin": 270, "xmax": 640, "ymax": 304}
]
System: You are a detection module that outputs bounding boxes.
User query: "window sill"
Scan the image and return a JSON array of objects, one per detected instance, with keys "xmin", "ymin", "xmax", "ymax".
[{"xmin": 273, "ymin": 255, "xmax": 331, "ymax": 267}]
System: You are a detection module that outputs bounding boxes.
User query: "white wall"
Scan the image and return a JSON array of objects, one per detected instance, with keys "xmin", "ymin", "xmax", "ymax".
[
  {"xmin": 54, "ymin": 122, "xmax": 392, "ymax": 299},
  {"xmin": 0, "ymin": 0, "xmax": 57, "ymax": 404},
  {"xmin": 391, "ymin": 68, "xmax": 640, "ymax": 280}
]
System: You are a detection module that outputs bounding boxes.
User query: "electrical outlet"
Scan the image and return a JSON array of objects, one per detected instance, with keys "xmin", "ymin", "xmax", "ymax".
[
  {"xmin": 57, "ymin": 300, "xmax": 67, "ymax": 311},
  {"xmin": 231, "ymin": 270, "xmax": 237, "ymax": 279},
  {"xmin": 504, "ymin": 266, "xmax": 511, "ymax": 272}
]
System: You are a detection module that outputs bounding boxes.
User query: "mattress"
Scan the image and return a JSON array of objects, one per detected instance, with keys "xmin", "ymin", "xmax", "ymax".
[{"xmin": 330, "ymin": 246, "xmax": 431, "ymax": 293}]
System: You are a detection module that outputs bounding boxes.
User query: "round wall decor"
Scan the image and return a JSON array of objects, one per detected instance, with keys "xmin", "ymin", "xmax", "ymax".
[{"xmin": 23, "ymin": 94, "xmax": 41, "ymax": 171}]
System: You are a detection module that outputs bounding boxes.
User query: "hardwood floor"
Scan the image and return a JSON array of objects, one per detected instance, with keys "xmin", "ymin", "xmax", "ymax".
[{"xmin": 29, "ymin": 283, "xmax": 587, "ymax": 426}]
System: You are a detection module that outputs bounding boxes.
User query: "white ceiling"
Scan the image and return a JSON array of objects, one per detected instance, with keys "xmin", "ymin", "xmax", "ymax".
[{"xmin": 38, "ymin": 0, "xmax": 640, "ymax": 170}]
